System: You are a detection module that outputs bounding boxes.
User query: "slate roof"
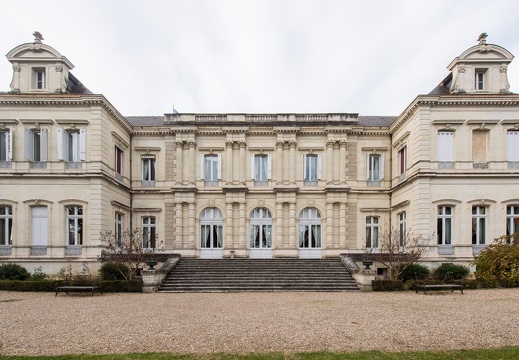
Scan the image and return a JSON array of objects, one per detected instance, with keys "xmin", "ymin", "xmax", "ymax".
[
  {"xmin": 357, "ymin": 116, "xmax": 397, "ymax": 127},
  {"xmin": 429, "ymin": 73, "xmax": 452, "ymax": 95},
  {"xmin": 126, "ymin": 116, "xmax": 165, "ymax": 126}
]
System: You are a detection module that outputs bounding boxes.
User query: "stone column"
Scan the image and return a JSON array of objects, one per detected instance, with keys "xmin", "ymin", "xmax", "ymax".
[
  {"xmin": 226, "ymin": 202, "xmax": 234, "ymax": 249},
  {"xmin": 226, "ymin": 141, "xmax": 233, "ymax": 184},
  {"xmin": 176, "ymin": 141, "xmax": 183, "ymax": 184},
  {"xmin": 326, "ymin": 202, "xmax": 334, "ymax": 249},
  {"xmin": 276, "ymin": 141, "xmax": 283, "ymax": 184},
  {"xmin": 175, "ymin": 202, "xmax": 183, "ymax": 247},
  {"xmin": 276, "ymin": 202, "xmax": 283, "ymax": 248},
  {"xmin": 339, "ymin": 202, "xmax": 347, "ymax": 248},
  {"xmin": 239, "ymin": 141, "xmax": 246, "ymax": 185},
  {"xmin": 239, "ymin": 202, "xmax": 246, "ymax": 249},
  {"xmin": 188, "ymin": 202, "xmax": 196, "ymax": 248},
  {"xmin": 289, "ymin": 140, "xmax": 297, "ymax": 185},
  {"xmin": 289, "ymin": 202, "xmax": 297, "ymax": 248},
  {"xmin": 326, "ymin": 140, "xmax": 334, "ymax": 184},
  {"xmin": 339, "ymin": 140, "xmax": 347, "ymax": 184},
  {"xmin": 11, "ymin": 64, "xmax": 20, "ymax": 93},
  {"xmin": 188, "ymin": 140, "xmax": 196, "ymax": 185}
]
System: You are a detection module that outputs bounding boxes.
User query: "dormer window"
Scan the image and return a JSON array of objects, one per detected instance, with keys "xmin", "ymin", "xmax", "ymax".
[
  {"xmin": 33, "ymin": 67, "xmax": 46, "ymax": 89},
  {"xmin": 475, "ymin": 69, "xmax": 486, "ymax": 90}
]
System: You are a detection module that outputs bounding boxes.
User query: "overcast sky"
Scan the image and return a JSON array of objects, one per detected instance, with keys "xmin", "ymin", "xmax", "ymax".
[{"xmin": 1, "ymin": 0, "xmax": 519, "ymax": 117}]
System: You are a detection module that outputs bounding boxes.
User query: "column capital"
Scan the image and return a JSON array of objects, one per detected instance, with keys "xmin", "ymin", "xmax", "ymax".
[
  {"xmin": 326, "ymin": 140, "xmax": 336, "ymax": 148},
  {"xmin": 175, "ymin": 140, "xmax": 184, "ymax": 148},
  {"xmin": 238, "ymin": 141, "xmax": 247, "ymax": 148},
  {"xmin": 276, "ymin": 140, "xmax": 285, "ymax": 148},
  {"xmin": 225, "ymin": 140, "xmax": 234, "ymax": 148},
  {"xmin": 289, "ymin": 140, "xmax": 297, "ymax": 148},
  {"xmin": 187, "ymin": 141, "xmax": 196, "ymax": 149}
]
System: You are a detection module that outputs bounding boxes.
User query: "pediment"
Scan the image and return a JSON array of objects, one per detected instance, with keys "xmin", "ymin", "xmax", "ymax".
[{"xmin": 6, "ymin": 42, "xmax": 74, "ymax": 69}]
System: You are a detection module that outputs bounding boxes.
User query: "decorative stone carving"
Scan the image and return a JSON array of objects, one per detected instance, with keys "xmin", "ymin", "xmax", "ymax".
[
  {"xmin": 12, "ymin": 64, "xmax": 20, "ymax": 72},
  {"xmin": 175, "ymin": 141, "xmax": 183, "ymax": 148},
  {"xmin": 225, "ymin": 140, "xmax": 234, "ymax": 148}
]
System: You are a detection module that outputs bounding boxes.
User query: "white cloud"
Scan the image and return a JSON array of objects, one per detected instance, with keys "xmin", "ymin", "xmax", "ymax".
[{"xmin": 1, "ymin": 0, "xmax": 519, "ymax": 116}]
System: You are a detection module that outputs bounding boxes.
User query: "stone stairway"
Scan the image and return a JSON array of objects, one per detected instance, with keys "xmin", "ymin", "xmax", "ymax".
[{"xmin": 158, "ymin": 257, "xmax": 359, "ymax": 292}]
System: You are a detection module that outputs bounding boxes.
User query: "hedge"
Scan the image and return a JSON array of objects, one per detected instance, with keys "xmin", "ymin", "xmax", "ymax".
[
  {"xmin": 0, "ymin": 279, "xmax": 142, "ymax": 292},
  {"xmin": 372, "ymin": 279, "xmax": 404, "ymax": 291}
]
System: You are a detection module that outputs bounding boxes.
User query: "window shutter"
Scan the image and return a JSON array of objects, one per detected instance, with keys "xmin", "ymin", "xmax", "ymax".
[
  {"xmin": 79, "ymin": 129, "xmax": 86, "ymax": 161},
  {"xmin": 508, "ymin": 131, "xmax": 519, "ymax": 161},
  {"xmin": 303, "ymin": 155, "xmax": 307, "ymax": 179},
  {"xmin": 438, "ymin": 131, "xmax": 454, "ymax": 162},
  {"xmin": 24, "ymin": 128, "xmax": 31, "ymax": 160},
  {"xmin": 267, "ymin": 154, "xmax": 272, "ymax": 179},
  {"xmin": 200, "ymin": 154, "xmax": 205, "ymax": 179},
  {"xmin": 366, "ymin": 155, "xmax": 370, "ymax": 180},
  {"xmin": 380, "ymin": 154, "xmax": 384, "ymax": 179},
  {"xmin": 40, "ymin": 129, "xmax": 48, "ymax": 161},
  {"xmin": 317, "ymin": 154, "xmax": 322, "ymax": 179},
  {"xmin": 250, "ymin": 154, "xmax": 255, "ymax": 179},
  {"xmin": 57, "ymin": 128, "xmax": 63, "ymax": 160},
  {"xmin": 217, "ymin": 154, "xmax": 222, "ymax": 180},
  {"xmin": 7, "ymin": 128, "xmax": 12, "ymax": 161}
]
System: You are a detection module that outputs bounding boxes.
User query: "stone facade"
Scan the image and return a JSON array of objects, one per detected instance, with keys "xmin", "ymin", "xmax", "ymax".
[{"xmin": 0, "ymin": 33, "xmax": 518, "ymax": 273}]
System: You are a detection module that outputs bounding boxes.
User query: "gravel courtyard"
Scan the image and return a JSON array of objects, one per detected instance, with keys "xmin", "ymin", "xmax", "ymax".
[{"xmin": 1, "ymin": 288, "xmax": 518, "ymax": 356}]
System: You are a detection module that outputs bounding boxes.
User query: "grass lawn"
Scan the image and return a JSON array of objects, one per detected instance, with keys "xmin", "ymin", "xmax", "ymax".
[{"xmin": 2, "ymin": 348, "xmax": 519, "ymax": 360}]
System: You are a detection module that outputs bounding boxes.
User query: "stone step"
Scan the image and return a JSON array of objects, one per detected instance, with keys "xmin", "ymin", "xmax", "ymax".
[{"xmin": 158, "ymin": 257, "xmax": 359, "ymax": 292}]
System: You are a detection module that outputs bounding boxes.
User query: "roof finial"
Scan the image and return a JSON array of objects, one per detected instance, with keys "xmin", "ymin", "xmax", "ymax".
[
  {"xmin": 33, "ymin": 31, "xmax": 44, "ymax": 44},
  {"xmin": 478, "ymin": 32, "xmax": 488, "ymax": 45}
]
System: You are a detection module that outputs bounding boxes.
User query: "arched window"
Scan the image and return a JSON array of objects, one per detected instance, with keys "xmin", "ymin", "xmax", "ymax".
[
  {"xmin": 298, "ymin": 208, "xmax": 321, "ymax": 248},
  {"xmin": 250, "ymin": 208, "xmax": 272, "ymax": 249},
  {"xmin": 200, "ymin": 208, "xmax": 223, "ymax": 249}
]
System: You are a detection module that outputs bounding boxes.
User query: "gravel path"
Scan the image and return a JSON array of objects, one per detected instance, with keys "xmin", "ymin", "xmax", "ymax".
[{"xmin": 1, "ymin": 289, "xmax": 518, "ymax": 356}]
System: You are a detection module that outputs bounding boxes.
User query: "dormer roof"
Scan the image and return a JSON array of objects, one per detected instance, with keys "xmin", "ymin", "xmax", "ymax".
[
  {"xmin": 5, "ymin": 32, "xmax": 90, "ymax": 94},
  {"xmin": 447, "ymin": 33, "xmax": 514, "ymax": 95}
]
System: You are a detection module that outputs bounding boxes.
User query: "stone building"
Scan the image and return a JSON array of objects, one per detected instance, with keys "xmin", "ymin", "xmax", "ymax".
[{"xmin": 0, "ymin": 33, "xmax": 517, "ymax": 274}]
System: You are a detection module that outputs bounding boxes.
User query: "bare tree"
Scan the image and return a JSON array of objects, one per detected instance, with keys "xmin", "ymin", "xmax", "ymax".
[
  {"xmin": 367, "ymin": 229, "xmax": 430, "ymax": 280},
  {"xmin": 99, "ymin": 227, "xmax": 161, "ymax": 280}
]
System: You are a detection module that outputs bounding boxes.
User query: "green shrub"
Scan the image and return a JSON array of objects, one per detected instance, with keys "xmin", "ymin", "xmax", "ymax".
[
  {"xmin": 99, "ymin": 262, "xmax": 130, "ymax": 280},
  {"xmin": 0, "ymin": 263, "xmax": 31, "ymax": 280},
  {"xmin": 472, "ymin": 237, "xmax": 519, "ymax": 288},
  {"xmin": 372, "ymin": 279, "xmax": 404, "ymax": 291},
  {"xmin": 433, "ymin": 263, "xmax": 470, "ymax": 282},
  {"xmin": 398, "ymin": 263, "xmax": 430, "ymax": 282},
  {"xmin": 31, "ymin": 266, "xmax": 47, "ymax": 281}
]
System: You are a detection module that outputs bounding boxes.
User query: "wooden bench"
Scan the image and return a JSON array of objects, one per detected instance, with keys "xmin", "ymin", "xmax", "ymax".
[
  {"xmin": 55, "ymin": 275, "xmax": 103, "ymax": 296},
  {"xmin": 415, "ymin": 283, "xmax": 463, "ymax": 295}
]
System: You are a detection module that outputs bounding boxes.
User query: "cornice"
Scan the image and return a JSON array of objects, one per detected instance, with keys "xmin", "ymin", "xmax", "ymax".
[
  {"xmin": 0, "ymin": 94, "xmax": 132, "ymax": 133},
  {"xmin": 390, "ymin": 95, "xmax": 519, "ymax": 134}
]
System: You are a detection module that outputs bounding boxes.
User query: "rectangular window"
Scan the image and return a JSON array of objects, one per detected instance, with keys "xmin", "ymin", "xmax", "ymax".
[
  {"xmin": 398, "ymin": 146, "xmax": 407, "ymax": 176},
  {"xmin": 507, "ymin": 131, "xmax": 519, "ymax": 163},
  {"xmin": 66, "ymin": 206, "xmax": 83, "ymax": 246},
  {"xmin": 142, "ymin": 216, "xmax": 156, "ymax": 249},
  {"xmin": 506, "ymin": 206, "xmax": 519, "ymax": 235},
  {"xmin": 142, "ymin": 155, "xmax": 156, "ymax": 185},
  {"xmin": 33, "ymin": 68, "xmax": 46, "ymax": 89},
  {"xmin": 438, "ymin": 131, "xmax": 454, "ymax": 163},
  {"xmin": 472, "ymin": 206, "xmax": 486, "ymax": 245},
  {"xmin": 365, "ymin": 216, "xmax": 379, "ymax": 248},
  {"xmin": 0, "ymin": 129, "xmax": 12, "ymax": 162},
  {"xmin": 367, "ymin": 154, "xmax": 384, "ymax": 182},
  {"xmin": 398, "ymin": 212, "xmax": 406, "ymax": 247},
  {"xmin": 437, "ymin": 206, "xmax": 453, "ymax": 245},
  {"xmin": 57, "ymin": 128, "xmax": 86, "ymax": 162},
  {"xmin": 24, "ymin": 128, "xmax": 48, "ymax": 162},
  {"xmin": 201, "ymin": 154, "xmax": 221, "ymax": 185},
  {"xmin": 475, "ymin": 71, "xmax": 485, "ymax": 90},
  {"xmin": 115, "ymin": 146, "xmax": 123, "ymax": 176},
  {"xmin": 115, "ymin": 212, "xmax": 123, "ymax": 248},
  {"xmin": 0, "ymin": 206, "xmax": 13, "ymax": 246},
  {"xmin": 251, "ymin": 154, "xmax": 271, "ymax": 185},
  {"xmin": 304, "ymin": 154, "xmax": 321, "ymax": 185},
  {"xmin": 472, "ymin": 130, "xmax": 487, "ymax": 163}
]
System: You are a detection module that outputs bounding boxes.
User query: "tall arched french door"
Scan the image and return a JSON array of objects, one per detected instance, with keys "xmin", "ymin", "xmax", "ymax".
[
  {"xmin": 199, "ymin": 207, "xmax": 223, "ymax": 259},
  {"xmin": 249, "ymin": 207, "xmax": 273, "ymax": 258}
]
